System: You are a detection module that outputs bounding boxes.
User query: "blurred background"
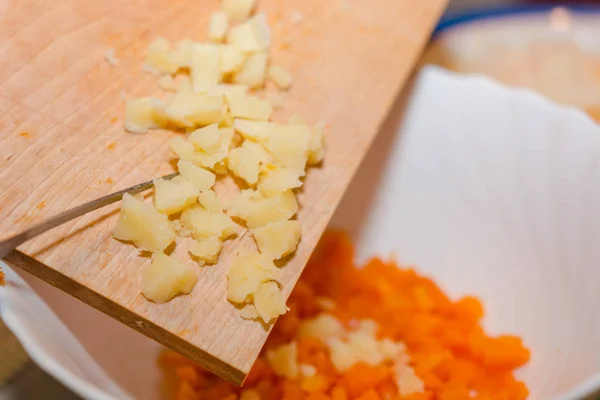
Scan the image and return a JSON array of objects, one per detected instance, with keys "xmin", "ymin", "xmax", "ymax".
[
  {"xmin": 1, "ymin": 0, "xmax": 599, "ymax": 398},
  {"xmin": 429, "ymin": 0, "xmax": 600, "ymax": 121}
]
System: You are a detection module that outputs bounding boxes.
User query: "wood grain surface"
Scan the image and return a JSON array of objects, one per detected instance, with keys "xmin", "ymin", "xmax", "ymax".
[{"xmin": 0, "ymin": 0, "xmax": 447, "ymax": 384}]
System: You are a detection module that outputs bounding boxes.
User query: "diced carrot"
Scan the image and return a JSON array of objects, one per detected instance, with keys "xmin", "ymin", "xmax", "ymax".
[
  {"xmin": 508, "ymin": 381, "xmax": 529, "ymax": 400},
  {"xmin": 356, "ymin": 389, "xmax": 381, "ymax": 400},
  {"xmin": 301, "ymin": 374, "xmax": 331, "ymax": 394},
  {"xmin": 280, "ymin": 380, "xmax": 306, "ymax": 400},
  {"xmin": 161, "ymin": 231, "xmax": 530, "ymax": 400},
  {"xmin": 277, "ymin": 310, "xmax": 301, "ymax": 340},
  {"xmin": 435, "ymin": 358, "xmax": 480, "ymax": 387},
  {"xmin": 472, "ymin": 335, "xmax": 530, "ymax": 369},
  {"xmin": 175, "ymin": 366, "xmax": 201, "ymax": 388},
  {"xmin": 199, "ymin": 380, "xmax": 234, "ymax": 399},
  {"xmin": 175, "ymin": 381, "xmax": 198, "ymax": 400},
  {"xmin": 254, "ymin": 380, "xmax": 281, "ymax": 400},
  {"xmin": 454, "ymin": 296, "xmax": 484, "ymax": 322},
  {"xmin": 310, "ymin": 352, "xmax": 335, "ymax": 376},
  {"xmin": 436, "ymin": 386, "xmax": 471, "ymax": 400},
  {"xmin": 305, "ymin": 393, "xmax": 330, "ymax": 400},
  {"xmin": 375, "ymin": 378, "xmax": 398, "ymax": 399},
  {"xmin": 160, "ymin": 351, "xmax": 192, "ymax": 368},
  {"xmin": 402, "ymin": 391, "xmax": 433, "ymax": 400},
  {"xmin": 298, "ymin": 336, "xmax": 327, "ymax": 361},
  {"xmin": 339, "ymin": 364, "xmax": 390, "ymax": 397},
  {"xmin": 245, "ymin": 358, "xmax": 274, "ymax": 386},
  {"xmin": 330, "ymin": 386, "xmax": 348, "ymax": 400}
]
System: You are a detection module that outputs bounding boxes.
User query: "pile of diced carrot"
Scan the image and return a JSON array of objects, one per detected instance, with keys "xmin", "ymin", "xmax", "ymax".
[{"xmin": 161, "ymin": 231, "xmax": 530, "ymax": 400}]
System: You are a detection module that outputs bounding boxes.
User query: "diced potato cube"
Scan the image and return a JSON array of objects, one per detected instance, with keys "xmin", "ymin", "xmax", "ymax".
[
  {"xmin": 189, "ymin": 236, "xmax": 223, "ymax": 264},
  {"xmin": 189, "ymin": 124, "xmax": 221, "ymax": 152},
  {"xmin": 253, "ymin": 281, "xmax": 288, "ymax": 323},
  {"xmin": 228, "ymin": 140, "xmax": 272, "ymax": 185},
  {"xmin": 153, "ymin": 175, "xmax": 199, "ymax": 215},
  {"xmin": 268, "ymin": 65, "xmax": 292, "ymax": 90},
  {"xmin": 191, "ymin": 44, "xmax": 220, "ymax": 93},
  {"xmin": 171, "ymin": 219, "xmax": 191, "ymax": 238},
  {"xmin": 228, "ymin": 95, "xmax": 272, "ymax": 121},
  {"xmin": 198, "ymin": 189, "xmax": 223, "ymax": 212},
  {"xmin": 239, "ymin": 304, "xmax": 259, "ymax": 320},
  {"xmin": 298, "ymin": 313, "xmax": 346, "ymax": 342},
  {"xmin": 227, "ymin": 252, "xmax": 282, "ymax": 303},
  {"xmin": 356, "ymin": 319, "xmax": 378, "ymax": 336},
  {"xmin": 300, "ymin": 364, "xmax": 317, "ymax": 377},
  {"xmin": 233, "ymin": 119, "xmax": 274, "ymax": 142},
  {"xmin": 396, "ymin": 366, "xmax": 425, "ymax": 397},
  {"xmin": 227, "ymin": 13, "xmax": 270, "ymax": 52},
  {"xmin": 158, "ymin": 75, "xmax": 177, "ymax": 91},
  {"xmin": 165, "ymin": 92, "xmax": 225, "ymax": 127},
  {"xmin": 327, "ymin": 338, "xmax": 357, "ymax": 372},
  {"xmin": 177, "ymin": 160, "xmax": 216, "ymax": 191},
  {"xmin": 181, "ymin": 205, "xmax": 239, "ymax": 239},
  {"xmin": 220, "ymin": 111, "xmax": 235, "ymax": 128},
  {"xmin": 221, "ymin": 0, "xmax": 255, "ymax": 21},
  {"xmin": 113, "ymin": 193, "xmax": 176, "ymax": 251},
  {"xmin": 209, "ymin": 11, "xmax": 229, "ymax": 42},
  {"xmin": 145, "ymin": 37, "xmax": 177, "ymax": 74},
  {"xmin": 258, "ymin": 165, "xmax": 302, "ymax": 196},
  {"xmin": 379, "ymin": 338, "xmax": 404, "ymax": 360},
  {"xmin": 141, "ymin": 252, "xmax": 197, "ymax": 303},
  {"xmin": 209, "ymin": 83, "xmax": 248, "ymax": 98},
  {"xmin": 169, "ymin": 137, "xmax": 195, "ymax": 161},
  {"xmin": 308, "ymin": 124, "xmax": 325, "ymax": 165},
  {"xmin": 124, "ymin": 97, "xmax": 165, "ymax": 134},
  {"xmin": 263, "ymin": 124, "xmax": 312, "ymax": 175},
  {"xmin": 192, "ymin": 127, "xmax": 234, "ymax": 169},
  {"xmin": 170, "ymin": 39, "xmax": 195, "ymax": 69},
  {"xmin": 266, "ymin": 341, "xmax": 299, "ymax": 379},
  {"xmin": 193, "ymin": 150, "xmax": 227, "ymax": 170},
  {"xmin": 229, "ymin": 189, "xmax": 298, "ymax": 228},
  {"xmin": 251, "ymin": 220, "xmax": 301, "ymax": 259},
  {"xmin": 219, "ymin": 45, "xmax": 247, "ymax": 75},
  {"xmin": 233, "ymin": 51, "xmax": 268, "ymax": 89},
  {"xmin": 347, "ymin": 331, "xmax": 386, "ymax": 366}
]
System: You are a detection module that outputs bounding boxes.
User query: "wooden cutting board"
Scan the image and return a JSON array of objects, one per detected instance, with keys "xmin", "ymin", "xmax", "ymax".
[{"xmin": 0, "ymin": 0, "xmax": 447, "ymax": 385}]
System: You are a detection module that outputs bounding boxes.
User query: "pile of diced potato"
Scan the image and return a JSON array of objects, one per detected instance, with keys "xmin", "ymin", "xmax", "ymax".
[
  {"xmin": 266, "ymin": 313, "xmax": 425, "ymax": 396},
  {"xmin": 112, "ymin": 0, "xmax": 324, "ymax": 324}
]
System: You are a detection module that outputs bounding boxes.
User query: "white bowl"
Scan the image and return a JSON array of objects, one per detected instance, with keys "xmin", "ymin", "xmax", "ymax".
[
  {"xmin": 3, "ymin": 66, "xmax": 600, "ymax": 399},
  {"xmin": 423, "ymin": 6, "xmax": 600, "ymax": 112}
]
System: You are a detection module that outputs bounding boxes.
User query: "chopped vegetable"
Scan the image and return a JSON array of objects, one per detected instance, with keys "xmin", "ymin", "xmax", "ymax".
[
  {"xmin": 221, "ymin": 0, "xmax": 256, "ymax": 21},
  {"xmin": 113, "ymin": 194, "xmax": 175, "ymax": 252},
  {"xmin": 268, "ymin": 65, "xmax": 293, "ymax": 90},
  {"xmin": 160, "ymin": 231, "xmax": 530, "ymax": 400},
  {"xmin": 114, "ymin": 0, "xmax": 325, "ymax": 317},
  {"xmin": 189, "ymin": 236, "xmax": 223, "ymax": 265},
  {"xmin": 209, "ymin": 11, "xmax": 229, "ymax": 42},
  {"xmin": 142, "ymin": 252, "xmax": 197, "ymax": 303}
]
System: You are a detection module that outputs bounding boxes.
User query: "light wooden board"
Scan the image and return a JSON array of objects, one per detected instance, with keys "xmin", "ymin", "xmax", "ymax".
[{"xmin": 0, "ymin": 0, "xmax": 447, "ymax": 385}]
